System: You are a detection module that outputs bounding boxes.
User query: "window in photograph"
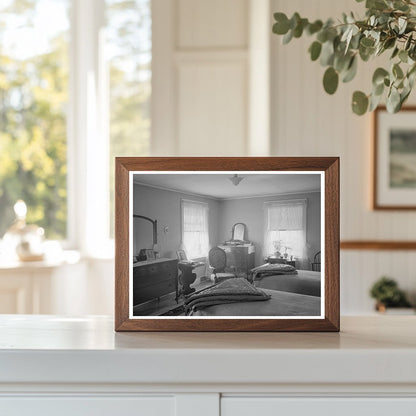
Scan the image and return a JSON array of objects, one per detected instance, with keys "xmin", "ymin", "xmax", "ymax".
[
  {"xmin": 0, "ymin": 0, "xmax": 70, "ymax": 239},
  {"xmin": 106, "ymin": 0, "xmax": 152, "ymax": 237},
  {"xmin": 181, "ymin": 199, "xmax": 209, "ymax": 260},
  {"xmin": 264, "ymin": 200, "xmax": 307, "ymax": 261}
]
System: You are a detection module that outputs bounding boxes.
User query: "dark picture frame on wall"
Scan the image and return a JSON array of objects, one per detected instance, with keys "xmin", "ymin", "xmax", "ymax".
[
  {"xmin": 373, "ymin": 106, "xmax": 416, "ymax": 210},
  {"xmin": 115, "ymin": 157, "xmax": 340, "ymax": 332}
]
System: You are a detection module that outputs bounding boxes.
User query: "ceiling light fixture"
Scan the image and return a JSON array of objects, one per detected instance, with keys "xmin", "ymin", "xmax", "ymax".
[{"xmin": 229, "ymin": 174, "xmax": 244, "ymax": 186}]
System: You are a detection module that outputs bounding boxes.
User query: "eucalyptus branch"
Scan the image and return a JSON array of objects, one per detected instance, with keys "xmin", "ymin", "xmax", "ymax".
[{"xmin": 272, "ymin": 0, "xmax": 416, "ymax": 115}]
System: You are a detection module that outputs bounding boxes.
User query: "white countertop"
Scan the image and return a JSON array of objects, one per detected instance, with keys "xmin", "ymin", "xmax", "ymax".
[{"xmin": 0, "ymin": 315, "xmax": 415, "ymax": 387}]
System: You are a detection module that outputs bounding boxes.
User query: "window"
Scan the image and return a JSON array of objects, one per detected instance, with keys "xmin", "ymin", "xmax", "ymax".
[
  {"xmin": 0, "ymin": 0, "xmax": 151, "ymax": 254},
  {"xmin": 181, "ymin": 200, "xmax": 209, "ymax": 260},
  {"xmin": 264, "ymin": 200, "xmax": 307, "ymax": 260},
  {"xmin": 0, "ymin": 0, "xmax": 70, "ymax": 239}
]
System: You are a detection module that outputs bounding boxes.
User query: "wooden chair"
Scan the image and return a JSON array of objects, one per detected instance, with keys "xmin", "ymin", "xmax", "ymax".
[
  {"xmin": 311, "ymin": 251, "xmax": 321, "ymax": 272},
  {"xmin": 208, "ymin": 247, "xmax": 237, "ymax": 283}
]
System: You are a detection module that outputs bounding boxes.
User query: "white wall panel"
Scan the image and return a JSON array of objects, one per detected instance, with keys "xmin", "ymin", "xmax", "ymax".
[
  {"xmin": 178, "ymin": 0, "xmax": 248, "ymax": 49},
  {"xmin": 153, "ymin": 0, "xmax": 250, "ymax": 156},
  {"xmin": 271, "ymin": 0, "xmax": 416, "ymax": 314},
  {"xmin": 177, "ymin": 61, "xmax": 247, "ymax": 155}
]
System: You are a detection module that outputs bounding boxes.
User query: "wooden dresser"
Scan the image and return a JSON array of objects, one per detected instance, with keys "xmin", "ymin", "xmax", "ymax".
[
  {"xmin": 218, "ymin": 244, "xmax": 255, "ymax": 277},
  {"xmin": 132, "ymin": 258, "xmax": 178, "ymax": 307}
]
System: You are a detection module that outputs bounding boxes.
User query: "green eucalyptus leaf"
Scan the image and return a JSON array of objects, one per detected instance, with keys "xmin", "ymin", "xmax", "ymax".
[
  {"xmin": 352, "ymin": 91, "xmax": 368, "ymax": 116},
  {"xmin": 293, "ymin": 18, "xmax": 308, "ymax": 38},
  {"xmin": 373, "ymin": 82, "xmax": 385, "ymax": 96},
  {"xmin": 359, "ymin": 44, "xmax": 375, "ymax": 61},
  {"xmin": 398, "ymin": 17, "xmax": 407, "ymax": 34},
  {"xmin": 383, "ymin": 37, "xmax": 396, "ymax": 50},
  {"xmin": 282, "ymin": 29, "xmax": 293, "ymax": 44},
  {"xmin": 320, "ymin": 40, "xmax": 335, "ymax": 66},
  {"xmin": 387, "ymin": 87, "xmax": 401, "ymax": 113},
  {"xmin": 317, "ymin": 29, "xmax": 328, "ymax": 43},
  {"xmin": 399, "ymin": 49, "xmax": 408, "ymax": 63},
  {"xmin": 342, "ymin": 56, "xmax": 358, "ymax": 82},
  {"xmin": 393, "ymin": 63, "xmax": 404, "ymax": 79},
  {"xmin": 352, "ymin": 91, "xmax": 369, "ymax": 115},
  {"xmin": 401, "ymin": 88, "xmax": 411, "ymax": 106},
  {"xmin": 323, "ymin": 67, "xmax": 339, "ymax": 94},
  {"xmin": 334, "ymin": 52, "xmax": 352, "ymax": 72},
  {"xmin": 393, "ymin": 0, "xmax": 409, "ymax": 11},
  {"xmin": 273, "ymin": 13, "xmax": 290, "ymax": 34},
  {"xmin": 366, "ymin": 0, "xmax": 388, "ymax": 10},
  {"xmin": 309, "ymin": 41, "xmax": 322, "ymax": 61},
  {"xmin": 391, "ymin": 47, "xmax": 399, "ymax": 59},
  {"xmin": 372, "ymin": 67, "xmax": 389, "ymax": 85},
  {"xmin": 369, "ymin": 92, "xmax": 383, "ymax": 111},
  {"xmin": 360, "ymin": 37, "xmax": 375, "ymax": 48},
  {"xmin": 290, "ymin": 12, "xmax": 301, "ymax": 29},
  {"xmin": 307, "ymin": 20, "xmax": 323, "ymax": 35}
]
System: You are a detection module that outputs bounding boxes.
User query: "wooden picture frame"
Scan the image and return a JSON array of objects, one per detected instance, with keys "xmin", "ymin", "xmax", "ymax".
[
  {"xmin": 373, "ymin": 106, "xmax": 416, "ymax": 210},
  {"xmin": 115, "ymin": 157, "xmax": 339, "ymax": 332}
]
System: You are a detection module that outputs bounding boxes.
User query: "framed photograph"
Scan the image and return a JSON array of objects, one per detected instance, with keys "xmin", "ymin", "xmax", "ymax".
[
  {"xmin": 115, "ymin": 157, "xmax": 339, "ymax": 332},
  {"xmin": 374, "ymin": 106, "xmax": 416, "ymax": 209}
]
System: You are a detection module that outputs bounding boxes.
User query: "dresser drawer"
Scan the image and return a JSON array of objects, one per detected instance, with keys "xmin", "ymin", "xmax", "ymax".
[{"xmin": 134, "ymin": 278, "xmax": 176, "ymax": 305}]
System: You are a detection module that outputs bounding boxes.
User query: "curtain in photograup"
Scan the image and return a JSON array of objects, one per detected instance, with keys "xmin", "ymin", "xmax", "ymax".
[
  {"xmin": 264, "ymin": 200, "xmax": 307, "ymax": 261},
  {"xmin": 181, "ymin": 200, "xmax": 209, "ymax": 259}
]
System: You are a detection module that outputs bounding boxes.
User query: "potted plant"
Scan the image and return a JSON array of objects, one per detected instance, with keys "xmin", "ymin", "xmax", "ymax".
[{"xmin": 369, "ymin": 276, "xmax": 412, "ymax": 312}]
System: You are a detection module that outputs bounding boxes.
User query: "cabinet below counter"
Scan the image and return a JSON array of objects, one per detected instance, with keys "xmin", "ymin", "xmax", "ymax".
[{"xmin": 1, "ymin": 315, "xmax": 416, "ymax": 415}]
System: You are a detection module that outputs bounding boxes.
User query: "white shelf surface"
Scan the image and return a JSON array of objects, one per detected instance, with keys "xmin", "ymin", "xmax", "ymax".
[{"xmin": 0, "ymin": 315, "xmax": 415, "ymax": 387}]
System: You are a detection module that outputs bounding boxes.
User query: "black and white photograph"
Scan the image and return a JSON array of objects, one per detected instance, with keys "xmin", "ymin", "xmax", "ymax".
[{"xmin": 130, "ymin": 172, "xmax": 324, "ymax": 318}]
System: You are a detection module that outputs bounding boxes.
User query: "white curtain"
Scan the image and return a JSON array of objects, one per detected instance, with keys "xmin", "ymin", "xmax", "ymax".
[
  {"xmin": 264, "ymin": 200, "xmax": 307, "ymax": 261},
  {"xmin": 181, "ymin": 200, "xmax": 209, "ymax": 259}
]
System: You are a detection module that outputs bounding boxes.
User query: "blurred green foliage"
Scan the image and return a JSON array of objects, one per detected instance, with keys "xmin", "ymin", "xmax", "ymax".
[
  {"xmin": 0, "ymin": 2, "xmax": 69, "ymax": 238},
  {"xmin": 369, "ymin": 276, "xmax": 411, "ymax": 307}
]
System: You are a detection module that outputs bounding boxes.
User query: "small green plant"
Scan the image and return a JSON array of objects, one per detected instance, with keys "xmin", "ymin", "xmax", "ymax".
[
  {"xmin": 369, "ymin": 276, "xmax": 411, "ymax": 308},
  {"xmin": 272, "ymin": 0, "xmax": 416, "ymax": 115}
]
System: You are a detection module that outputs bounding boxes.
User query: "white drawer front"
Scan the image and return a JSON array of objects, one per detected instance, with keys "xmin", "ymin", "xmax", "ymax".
[
  {"xmin": 222, "ymin": 397, "xmax": 416, "ymax": 416},
  {"xmin": 0, "ymin": 396, "xmax": 174, "ymax": 416}
]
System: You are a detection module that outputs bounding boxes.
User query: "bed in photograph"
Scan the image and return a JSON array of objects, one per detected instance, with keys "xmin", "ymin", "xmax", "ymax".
[
  {"xmin": 252, "ymin": 263, "xmax": 321, "ymax": 298},
  {"xmin": 186, "ymin": 277, "xmax": 321, "ymax": 317}
]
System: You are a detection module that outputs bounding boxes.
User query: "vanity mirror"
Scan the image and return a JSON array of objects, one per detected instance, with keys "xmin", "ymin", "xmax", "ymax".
[{"xmin": 232, "ymin": 223, "xmax": 246, "ymax": 242}]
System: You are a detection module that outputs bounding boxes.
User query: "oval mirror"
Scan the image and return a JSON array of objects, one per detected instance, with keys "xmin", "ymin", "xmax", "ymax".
[{"xmin": 232, "ymin": 223, "xmax": 246, "ymax": 241}]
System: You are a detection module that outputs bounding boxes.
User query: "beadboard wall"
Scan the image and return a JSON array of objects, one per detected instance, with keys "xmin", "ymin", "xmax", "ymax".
[{"xmin": 271, "ymin": 0, "xmax": 416, "ymax": 313}]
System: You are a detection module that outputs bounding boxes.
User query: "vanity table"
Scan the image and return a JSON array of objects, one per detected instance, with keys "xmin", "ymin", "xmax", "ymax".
[
  {"xmin": 218, "ymin": 243, "xmax": 255, "ymax": 277},
  {"xmin": 1, "ymin": 315, "xmax": 416, "ymax": 415},
  {"xmin": 219, "ymin": 223, "xmax": 255, "ymax": 277}
]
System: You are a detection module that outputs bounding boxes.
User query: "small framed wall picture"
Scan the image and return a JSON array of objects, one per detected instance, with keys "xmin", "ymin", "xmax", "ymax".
[
  {"xmin": 374, "ymin": 106, "xmax": 416, "ymax": 209},
  {"xmin": 115, "ymin": 157, "xmax": 340, "ymax": 332}
]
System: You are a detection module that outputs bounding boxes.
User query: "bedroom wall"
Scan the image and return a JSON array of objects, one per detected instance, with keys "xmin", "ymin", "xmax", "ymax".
[
  {"xmin": 271, "ymin": 0, "xmax": 416, "ymax": 313},
  {"xmin": 132, "ymin": 183, "xmax": 220, "ymax": 260},
  {"xmin": 218, "ymin": 192, "xmax": 321, "ymax": 268}
]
